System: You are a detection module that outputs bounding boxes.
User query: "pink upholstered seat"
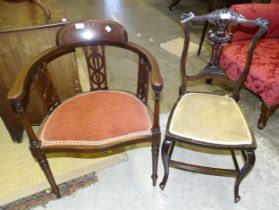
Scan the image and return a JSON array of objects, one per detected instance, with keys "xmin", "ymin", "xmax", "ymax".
[
  {"xmin": 219, "ymin": 39, "xmax": 279, "ymax": 106},
  {"xmin": 40, "ymin": 91, "xmax": 152, "ymax": 146}
]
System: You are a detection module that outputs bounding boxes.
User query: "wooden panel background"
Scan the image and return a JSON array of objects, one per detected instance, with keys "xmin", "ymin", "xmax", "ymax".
[{"xmin": 0, "ymin": 0, "xmax": 81, "ymax": 140}]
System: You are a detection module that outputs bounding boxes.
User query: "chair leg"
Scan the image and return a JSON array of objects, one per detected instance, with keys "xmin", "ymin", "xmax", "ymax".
[
  {"xmin": 151, "ymin": 140, "xmax": 160, "ymax": 186},
  {"xmin": 205, "ymin": 78, "xmax": 212, "ymax": 84},
  {"xmin": 168, "ymin": 0, "xmax": 181, "ymax": 11},
  {"xmin": 168, "ymin": 141, "xmax": 176, "ymax": 159},
  {"xmin": 197, "ymin": 0, "xmax": 216, "ymax": 56},
  {"xmin": 159, "ymin": 139, "xmax": 173, "ymax": 190},
  {"xmin": 258, "ymin": 103, "xmax": 278, "ymax": 129},
  {"xmin": 234, "ymin": 150, "xmax": 255, "ymax": 203},
  {"xmin": 30, "ymin": 147, "xmax": 61, "ymax": 198},
  {"xmin": 197, "ymin": 21, "xmax": 208, "ymax": 56}
]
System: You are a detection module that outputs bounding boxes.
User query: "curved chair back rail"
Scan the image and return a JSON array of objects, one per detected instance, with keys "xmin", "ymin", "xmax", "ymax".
[{"xmin": 56, "ymin": 19, "xmax": 128, "ymax": 46}]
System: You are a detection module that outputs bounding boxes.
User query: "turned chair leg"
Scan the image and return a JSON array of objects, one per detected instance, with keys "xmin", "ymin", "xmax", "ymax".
[
  {"xmin": 258, "ymin": 103, "xmax": 278, "ymax": 129},
  {"xmin": 234, "ymin": 150, "xmax": 255, "ymax": 203},
  {"xmin": 159, "ymin": 139, "xmax": 173, "ymax": 190},
  {"xmin": 30, "ymin": 147, "xmax": 61, "ymax": 198},
  {"xmin": 151, "ymin": 140, "xmax": 160, "ymax": 186}
]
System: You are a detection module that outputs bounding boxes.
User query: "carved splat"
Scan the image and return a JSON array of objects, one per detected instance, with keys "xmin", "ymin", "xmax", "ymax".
[
  {"xmin": 181, "ymin": 9, "xmax": 268, "ymax": 89},
  {"xmin": 83, "ymin": 45, "xmax": 108, "ymax": 91},
  {"xmin": 137, "ymin": 56, "xmax": 149, "ymax": 104},
  {"xmin": 32, "ymin": 63, "xmax": 61, "ymax": 114}
]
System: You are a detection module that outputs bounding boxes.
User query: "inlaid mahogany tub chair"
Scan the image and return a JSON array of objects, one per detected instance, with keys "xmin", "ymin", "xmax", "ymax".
[
  {"xmin": 219, "ymin": 0, "xmax": 279, "ymax": 129},
  {"xmin": 8, "ymin": 19, "xmax": 163, "ymax": 198},
  {"xmin": 159, "ymin": 10, "xmax": 268, "ymax": 202}
]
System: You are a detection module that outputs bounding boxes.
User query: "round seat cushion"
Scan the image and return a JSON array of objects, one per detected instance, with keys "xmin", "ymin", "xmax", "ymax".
[
  {"xmin": 219, "ymin": 39, "xmax": 279, "ymax": 106},
  {"xmin": 40, "ymin": 91, "xmax": 152, "ymax": 146}
]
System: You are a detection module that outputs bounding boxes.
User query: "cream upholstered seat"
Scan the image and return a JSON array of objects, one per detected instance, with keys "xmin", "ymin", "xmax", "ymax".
[
  {"xmin": 40, "ymin": 91, "xmax": 152, "ymax": 147},
  {"xmin": 169, "ymin": 93, "xmax": 252, "ymax": 145}
]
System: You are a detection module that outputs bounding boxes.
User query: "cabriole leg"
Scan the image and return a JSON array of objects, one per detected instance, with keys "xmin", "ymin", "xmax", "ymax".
[
  {"xmin": 258, "ymin": 103, "xmax": 277, "ymax": 129},
  {"xmin": 159, "ymin": 139, "xmax": 173, "ymax": 190},
  {"xmin": 168, "ymin": 141, "xmax": 176, "ymax": 159},
  {"xmin": 234, "ymin": 150, "xmax": 255, "ymax": 203}
]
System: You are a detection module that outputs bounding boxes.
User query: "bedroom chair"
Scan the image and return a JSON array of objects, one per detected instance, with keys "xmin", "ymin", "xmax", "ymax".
[
  {"xmin": 159, "ymin": 9, "xmax": 268, "ymax": 202},
  {"xmin": 219, "ymin": 0, "xmax": 279, "ymax": 128},
  {"xmin": 8, "ymin": 19, "xmax": 163, "ymax": 198}
]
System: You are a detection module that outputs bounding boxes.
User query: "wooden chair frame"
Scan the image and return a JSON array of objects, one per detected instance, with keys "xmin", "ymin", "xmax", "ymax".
[
  {"xmin": 159, "ymin": 9, "xmax": 268, "ymax": 203},
  {"xmin": 8, "ymin": 19, "xmax": 163, "ymax": 198}
]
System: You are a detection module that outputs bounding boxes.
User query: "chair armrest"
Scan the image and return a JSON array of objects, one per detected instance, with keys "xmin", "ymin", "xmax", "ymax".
[
  {"xmin": 125, "ymin": 42, "xmax": 163, "ymax": 133},
  {"xmin": 126, "ymin": 42, "xmax": 164, "ymax": 92},
  {"xmin": 230, "ymin": 3, "xmax": 279, "ymax": 40}
]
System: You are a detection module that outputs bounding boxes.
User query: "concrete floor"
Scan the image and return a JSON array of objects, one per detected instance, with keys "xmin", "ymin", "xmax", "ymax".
[{"xmin": 19, "ymin": 0, "xmax": 279, "ymax": 209}]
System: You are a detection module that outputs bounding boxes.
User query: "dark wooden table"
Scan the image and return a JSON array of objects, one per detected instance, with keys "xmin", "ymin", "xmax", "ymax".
[{"xmin": 0, "ymin": 0, "xmax": 81, "ymax": 142}]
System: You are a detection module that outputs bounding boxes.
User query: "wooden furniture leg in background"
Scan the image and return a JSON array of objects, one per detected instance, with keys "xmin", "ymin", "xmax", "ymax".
[
  {"xmin": 0, "ymin": 0, "xmax": 81, "ymax": 142},
  {"xmin": 168, "ymin": 0, "xmax": 181, "ymax": 10}
]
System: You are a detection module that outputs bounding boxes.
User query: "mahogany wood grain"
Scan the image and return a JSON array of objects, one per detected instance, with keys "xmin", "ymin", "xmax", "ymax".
[
  {"xmin": 8, "ymin": 19, "xmax": 163, "ymax": 196},
  {"xmin": 160, "ymin": 9, "xmax": 267, "ymax": 203}
]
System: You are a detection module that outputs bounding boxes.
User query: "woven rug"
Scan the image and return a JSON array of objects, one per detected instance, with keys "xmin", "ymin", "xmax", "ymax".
[
  {"xmin": 1, "ymin": 172, "xmax": 97, "ymax": 210},
  {"xmin": 0, "ymin": 119, "xmax": 128, "ymax": 208}
]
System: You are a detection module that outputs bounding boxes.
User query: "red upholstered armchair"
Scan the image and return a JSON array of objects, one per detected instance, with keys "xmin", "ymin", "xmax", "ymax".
[{"xmin": 219, "ymin": 0, "xmax": 279, "ymax": 129}]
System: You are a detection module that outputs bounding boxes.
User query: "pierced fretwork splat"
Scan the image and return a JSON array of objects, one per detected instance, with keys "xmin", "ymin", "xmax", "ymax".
[
  {"xmin": 83, "ymin": 45, "xmax": 108, "ymax": 91},
  {"xmin": 181, "ymin": 9, "xmax": 268, "ymax": 88},
  {"xmin": 137, "ymin": 56, "xmax": 150, "ymax": 104},
  {"xmin": 32, "ymin": 63, "xmax": 61, "ymax": 114}
]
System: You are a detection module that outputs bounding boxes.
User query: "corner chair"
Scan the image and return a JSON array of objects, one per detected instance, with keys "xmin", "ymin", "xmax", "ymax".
[{"xmin": 8, "ymin": 19, "xmax": 163, "ymax": 198}]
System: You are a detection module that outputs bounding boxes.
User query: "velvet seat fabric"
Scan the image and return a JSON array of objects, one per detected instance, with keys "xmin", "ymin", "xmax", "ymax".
[
  {"xmin": 218, "ymin": 1, "xmax": 279, "ymax": 122},
  {"xmin": 169, "ymin": 93, "xmax": 252, "ymax": 145},
  {"xmin": 219, "ymin": 39, "xmax": 279, "ymax": 106},
  {"xmin": 229, "ymin": 3, "xmax": 279, "ymax": 42},
  {"xmin": 40, "ymin": 91, "xmax": 152, "ymax": 146}
]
